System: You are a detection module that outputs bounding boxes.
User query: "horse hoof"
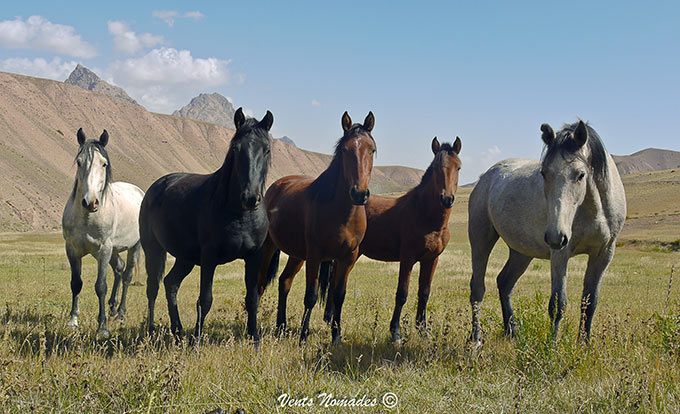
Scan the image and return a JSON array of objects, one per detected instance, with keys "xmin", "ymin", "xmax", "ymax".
[
  {"xmin": 114, "ymin": 314, "xmax": 126, "ymax": 324},
  {"xmin": 67, "ymin": 318, "xmax": 79, "ymax": 328},
  {"xmin": 96, "ymin": 329, "xmax": 110, "ymax": 341}
]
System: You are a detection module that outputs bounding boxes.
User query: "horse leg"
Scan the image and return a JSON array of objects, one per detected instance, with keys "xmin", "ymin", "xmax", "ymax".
[
  {"xmin": 496, "ymin": 248, "xmax": 532, "ymax": 337},
  {"xmin": 115, "ymin": 242, "xmax": 141, "ymax": 322},
  {"xmin": 94, "ymin": 245, "xmax": 113, "ymax": 339},
  {"xmin": 329, "ymin": 252, "xmax": 359, "ymax": 345},
  {"xmin": 579, "ymin": 242, "xmax": 615, "ymax": 342},
  {"xmin": 415, "ymin": 256, "xmax": 439, "ymax": 336},
  {"xmin": 107, "ymin": 252, "xmax": 125, "ymax": 318},
  {"xmin": 65, "ymin": 245, "xmax": 83, "ymax": 328},
  {"xmin": 163, "ymin": 259, "xmax": 194, "ymax": 337},
  {"xmin": 256, "ymin": 236, "xmax": 278, "ymax": 297},
  {"xmin": 468, "ymin": 220, "xmax": 499, "ymax": 346},
  {"xmin": 144, "ymin": 243, "xmax": 166, "ymax": 334},
  {"xmin": 277, "ymin": 256, "xmax": 304, "ymax": 334},
  {"xmin": 322, "ymin": 261, "xmax": 336, "ymax": 324},
  {"xmin": 548, "ymin": 249, "xmax": 570, "ymax": 340},
  {"xmin": 299, "ymin": 257, "xmax": 321, "ymax": 344},
  {"xmin": 194, "ymin": 261, "xmax": 217, "ymax": 347},
  {"xmin": 243, "ymin": 248, "xmax": 264, "ymax": 344},
  {"xmin": 390, "ymin": 258, "xmax": 416, "ymax": 343}
]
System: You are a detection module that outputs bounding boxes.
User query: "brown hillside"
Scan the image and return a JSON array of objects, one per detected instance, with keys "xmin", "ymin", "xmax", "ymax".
[
  {"xmin": 612, "ymin": 148, "xmax": 680, "ymax": 175},
  {"xmin": 0, "ymin": 71, "xmax": 422, "ymax": 231}
]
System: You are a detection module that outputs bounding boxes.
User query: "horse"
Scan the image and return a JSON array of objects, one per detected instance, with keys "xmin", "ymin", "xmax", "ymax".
[
  {"xmin": 62, "ymin": 128, "xmax": 144, "ymax": 339},
  {"xmin": 257, "ymin": 111, "xmax": 376, "ymax": 344},
  {"xmin": 140, "ymin": 108, "xmax": 274, "ymax": 344},
  {"xmin": 468, "ymin": 120, "xmax": 626, "ymax": 346},
  {"xmin": 320, "ymin": 137, "xmax": 462, "ymax": 343}
]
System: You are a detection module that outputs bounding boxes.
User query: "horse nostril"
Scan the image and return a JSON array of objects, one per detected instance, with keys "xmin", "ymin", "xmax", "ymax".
[
  {"xmin": 561, "ymin": 235, "xmax": 568, "ymax": 248},
  {"xmin": 82, "ymin": 199, "xmax": 88, "ymax": 208}
]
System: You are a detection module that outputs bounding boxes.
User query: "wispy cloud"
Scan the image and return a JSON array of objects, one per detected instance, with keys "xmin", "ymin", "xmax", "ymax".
[
  {"xmin": 0, "ymin": 56, "xmax": 78, "ymax": 80},
  {"xmin": 0, "ymin": 16, "xmax": 97, "ymax": 58},
  {"xmin": 311, "ymin": 99, "xmax": 322, "ymax": 107},
  {"xmin": 106, "ymin": 47, "xmax": 233, "ymax": 113},
  {"xmin": 108, "ymin": 21, "xmax": 163, "ymax": 55},
  {"xmin": 152, "ymin": 10, "xmax": 205, "ymax": 27}
]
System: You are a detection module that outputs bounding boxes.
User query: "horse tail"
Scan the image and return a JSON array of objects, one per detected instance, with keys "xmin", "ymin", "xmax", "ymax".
[
  {"xmin": 263, "ymin": 249, "xmax": 281, "ymax": 289},
  {"xmin": 319, "ymin": 261, "xmax": 334, "ymax": 304}
]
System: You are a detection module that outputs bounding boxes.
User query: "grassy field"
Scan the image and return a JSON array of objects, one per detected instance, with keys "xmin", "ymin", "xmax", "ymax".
[{"xmin": 0, "ymin": 171, "xmax": 679, "ymax": 413}]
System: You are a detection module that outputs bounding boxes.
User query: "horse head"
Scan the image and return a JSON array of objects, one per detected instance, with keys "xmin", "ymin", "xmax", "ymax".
[
  {"xmin": 74, "ymin": 128, "xmax": 111, "ymax": 213},
  {"xmin": 430, "ymin": 136, "xmax": 462, "ymax": 209},
  {"xmin": 231, "ymin": 107, "xmax": 273, "ymax": 210},
  {"xmin": 340, "ymin": 111, "xmax": 376, "ymax": 205}
]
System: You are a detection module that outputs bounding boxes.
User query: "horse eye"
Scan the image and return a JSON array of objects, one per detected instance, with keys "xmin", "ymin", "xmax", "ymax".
[
  {"xmin": 103, "ymin": 163, "xmax": 107, "ymax": 168},
  {"xmin": 76, "ymin": 160, "xmax": 82, "ymax": 167},
  {"xmin": 577, "ymin": 172, "xmax": 585, "ymax": 181},
  {"xmin": 540, "ymin": 170, "xmax": 546, "ymax": 178}
]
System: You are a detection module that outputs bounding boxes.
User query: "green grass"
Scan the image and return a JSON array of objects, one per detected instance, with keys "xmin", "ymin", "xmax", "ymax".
[{"xmin": 0, "ymin": 226, "xmax": 678, "ymax": 413}]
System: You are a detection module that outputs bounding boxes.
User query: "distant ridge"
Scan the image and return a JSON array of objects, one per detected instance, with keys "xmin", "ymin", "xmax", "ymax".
[
  {"xmin": 65, "ymin": 64, "xmax": 139, "ymax": 106},
  {"xmin": 172, "ymin": 93, "xmax": 235, "ymax": 128},
  {"xmin": 612, "ymin": 148, "xmax": 680, "ymax": 175},
  {"xmin": 278, "ymin": 136, "xmax": 297, "ymax": 147}
]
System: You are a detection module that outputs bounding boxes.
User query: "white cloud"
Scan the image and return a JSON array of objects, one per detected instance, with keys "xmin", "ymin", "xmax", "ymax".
[
  {"xmin": 0, "ymin": 16, "xmax": 97, "ymax": 58},
  {"xmin": 108, "ymin": 21, "xmax": 163, "ymax": 55},
  {"xmin": 311, "ymin": 99, "xmax": 322, "ymax": 107},
  {"xmin": 481, "ymin": 145, "xmax": 502, "ymax": 167},
  {"xmin": 106, "ymin": 47, "xmax": 233, "ymax": 113},
  {"xmin": 153, "ymin": 10, "xmax": 204, "ymax": 27},
  {"xmin": 0, "ymin": 56, "xmax": 77, "ymax": 80}
]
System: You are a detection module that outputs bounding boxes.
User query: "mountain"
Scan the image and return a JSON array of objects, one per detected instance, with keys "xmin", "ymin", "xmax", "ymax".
[
  {"xmin": 612, "ymin": 148, "xmax": 680, "ymax": 175},
  {"xmin": 278, "ymin": 136, "xmax": 296, "ymax": 147},
  {"xmin": 64, "ymin": 64, "xmax": 139, "ymax": 106},
  {"xmin": 172, "ymin": 93, "xmax": 235, "ymax": 128},
  {"xmin": 0, "ymin": 71, "xmax": 423, "ymax": 231}
]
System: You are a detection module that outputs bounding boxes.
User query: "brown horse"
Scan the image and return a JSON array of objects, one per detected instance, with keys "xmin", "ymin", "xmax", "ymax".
[
  {"xmin": 257, "ymin": 111, "xmax": 376, "ymax": 344},
  {"xmin": 321, "ymin": 137, "xmax": 462, "ymax": 343}
]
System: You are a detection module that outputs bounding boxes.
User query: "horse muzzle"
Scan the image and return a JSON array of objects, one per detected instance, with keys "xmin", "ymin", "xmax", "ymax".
[
  {"xmin": 82, "ymin": 198, "xmax": 99, "ymax": 213},
  {"xmin": 544, "ymin": 231, "xmax": 568, "ymax": 250},
  {"xmin": 241, "ymin": 193, "xmax": 262, "ymax": 211},
  {"xmin": 440, "ymin": 194, "xmax": 455, "ymax": 209},
  {"xmin": 349, "ymin": 187, "xmax": 370, "ymax": 206}
]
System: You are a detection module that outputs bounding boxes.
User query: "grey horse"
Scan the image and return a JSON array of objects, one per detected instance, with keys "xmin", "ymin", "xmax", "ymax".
[{"xmin": 468, "ymin": 120, "xmax": 626, "ymax": 345}]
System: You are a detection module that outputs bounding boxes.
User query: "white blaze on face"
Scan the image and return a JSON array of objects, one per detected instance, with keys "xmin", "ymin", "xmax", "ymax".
[{"xmin": 78, "ymin": 150, "xmax": 108, "ymax": 209}]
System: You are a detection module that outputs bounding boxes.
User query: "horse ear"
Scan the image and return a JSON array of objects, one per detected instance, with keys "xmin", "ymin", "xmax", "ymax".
[
  {"xmin": 431, "ymin": 137, "xmax": 440, "ymax": 154},
  {"xmin": 77, "ymin": 128, "xmax": 86, "ymax": 146},
  {"xmin": 99, "ymin": 130, "xmax": 109, "ymax": 147},
  {"xmin": 341, "ymin": 111, "xmax": 352, "ymax": 132},
  {"xmin": 234, "ymin": 107, "xmax": 245, "ymax": 130},
  {"xmin": 363, "ymin": 111, "xmax": 375, "ymax": 132},
  {"xmin": 541, "ymin": 123, "xmax": 555, "ymax": 146},
  {"xmin": 573, "ymin": 120, "xmax": 588, "ymax": 148},
  {"xmin": 259, "ymin": 110, "xmax": 274, "ymax": 131},
  {"xmin": 452, "ymin": 136, "xmax": 462, "ymax": 154}
]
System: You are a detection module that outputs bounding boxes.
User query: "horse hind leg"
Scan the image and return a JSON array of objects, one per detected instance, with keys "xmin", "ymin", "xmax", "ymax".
[
  {"xmin": 108, "ymin": 252, "xmax": 126, "ymax": 318},
  {"xmin": 468, "ymin": 211, "xmax": 499, "ymax": 346},
  {"xmin": 143, "ymin": 240, "xmax": 166, "ymax": 334},
  {"xmin": 496, "ymin": 248, "xmax": 532, "ymax": 338},
  {"xmin": 164, "ymin": 258, "xmax": 195, "ymax": 337},
  {"xmin": 114, "ymin": 242, "xmax": 141, "ymax": 323}
]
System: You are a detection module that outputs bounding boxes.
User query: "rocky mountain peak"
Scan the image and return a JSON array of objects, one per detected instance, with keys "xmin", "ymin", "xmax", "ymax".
[
  {"xmin": 64, "ymin": 64, "xmax": 139, "ymax": 106},
  {"xmin": 172, "ymin": 93, "xmax": 236, "ymax": 129}
]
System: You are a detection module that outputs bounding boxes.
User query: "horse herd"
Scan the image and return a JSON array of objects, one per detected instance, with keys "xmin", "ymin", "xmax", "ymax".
[{"xmin": 61, "ymin": 108, "xmax": 626, "ymax": 348}]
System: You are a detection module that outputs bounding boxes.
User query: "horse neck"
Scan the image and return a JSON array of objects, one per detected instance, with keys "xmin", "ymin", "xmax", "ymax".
[
  {"xmin": 412, "ymin": 174, "xmax": 451, "ymax": 228},
  {"xmin": 214, "ymin": 153, "xmax": 243, "ymax": 211},
  {"xmin": 328, "ymin": 162, "xmax": 362, "ymax": 221}
]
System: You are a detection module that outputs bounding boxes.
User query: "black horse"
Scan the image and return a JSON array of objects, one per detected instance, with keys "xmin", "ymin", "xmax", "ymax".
[{"xmin": 140, "ymin": 107, "xmax": 276, "ymax": 343}]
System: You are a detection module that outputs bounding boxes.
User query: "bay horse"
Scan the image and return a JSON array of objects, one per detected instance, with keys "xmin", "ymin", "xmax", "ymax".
[
  {"xmin": 62, "ymin": 128, "xmax": 144, "ymax": 339},
  {"xmin": 140, "ymin": 108, "xmax": 274, "ymax": 343},
  {"xmin": 468, "ymin": 120, "xmax": 626, "ymax": 346},
  {"xmin": 321, "ymin": 137, "xmax": 462, "ymax": 343},
  {"xmin": 257, "ymin": 111, "xmax": 376, "ymax": 344}
]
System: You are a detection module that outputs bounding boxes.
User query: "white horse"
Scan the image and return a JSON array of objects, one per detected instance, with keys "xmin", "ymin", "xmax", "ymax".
[
  {"xmin": 62, "ymin": 128, "xmax": 144, "ymax": 339},
  {"xmin": 468, "ymin": 120, "xmax": 626, "ymax": 345}
]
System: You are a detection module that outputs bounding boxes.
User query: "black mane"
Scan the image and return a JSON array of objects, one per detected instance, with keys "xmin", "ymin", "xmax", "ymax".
[
  {"xmin": 542, "ymin": 121, "xmax": 609, "ymax": 182},
  {"xmin": 415, "ymin": 142, "xmax": 457, "ymax": 190},
  {"xmin": 306, "ymin": 124, "xmax": 375, "ymax": 202}
]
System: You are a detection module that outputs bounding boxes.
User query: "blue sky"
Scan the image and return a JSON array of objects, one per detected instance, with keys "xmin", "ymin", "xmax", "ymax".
[{"xmin": 1, "ymin": 1, "xmax": 678, "ymax": 183}]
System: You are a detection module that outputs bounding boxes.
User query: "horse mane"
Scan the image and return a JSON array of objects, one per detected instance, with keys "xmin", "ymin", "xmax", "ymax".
[
  {"xmin": 414, "ymin": 142, "xmax": 457, "ymax": 191},
  {"xmin": 306, "ymin": 124, "xmax": 375, "ymax": 202},
  {"xmin": 542, "ymin": 121, "xmax": 609, "ymax": 182},
  {"xmin": 70, "ymin": 140, "xmax": 112, "ymax": 200}
]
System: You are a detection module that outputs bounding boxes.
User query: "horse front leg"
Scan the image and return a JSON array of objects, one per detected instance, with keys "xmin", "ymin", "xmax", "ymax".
[
  {"xmin": 65, "ymin": 244, "xmax": 83, "ymax": 328},
  {"xmin": 95, "ymin": 245, "xmax": 113, "ymax": 339},
  {"xmin": 415, "ymin": 256, "xmax": 439, "ymax": 336},
  {"xmin": 299, "ymin": 256, "xmax": 321, "ymax": 344},
  {"xmin": 244, "ymin": 248, "xmax": 264, "ymax": 344},
  {"xmin": 108, "ymin": 252, "xmax": 125, "ymax": 318},
  {"xmin": 549, "ymin": 249, "xmax": 570, "ymax": 341},
  {"xmin": 329, "ymin": 251, "xmax": 359, "ymax": 345},
  {"xmin": 580, "ymin": 242, "xmax": 615, "ymax": 342},
  {"xmin": 115, "ymin": 242, "xmax": 141, "ymax": 322},
  {"xmin": 390, "ymin": 258, "xmax": 415, "ymax": 343},
  {"xmin": 194, "ymin": 261, "xmax": 217, "ymax": 347},
  {"xmin": 276, "ymin": 256, "xmax": 304, "ymax": 335}
]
